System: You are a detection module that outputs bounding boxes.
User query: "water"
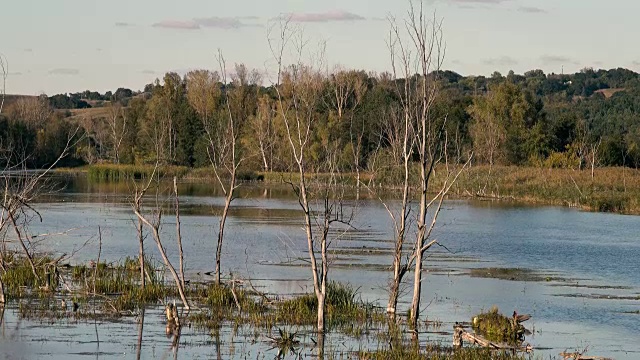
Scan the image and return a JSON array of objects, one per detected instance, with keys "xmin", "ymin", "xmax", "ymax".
[{"xmin": 1, "ymin": 176, "xmax": 639, "ymax": 359}]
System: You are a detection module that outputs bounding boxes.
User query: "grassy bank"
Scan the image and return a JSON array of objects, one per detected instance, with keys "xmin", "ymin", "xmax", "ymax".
[
  {"xmin": 58, "ymin": 163, "xmax": 640, "ymax": 214},
  {"xmin": 454, "ymin": 165, "xmax": 640, "ymax": 214},
  {"xmin": 86, "ymin": 164, "xmax": 189, "ymax": 181}
]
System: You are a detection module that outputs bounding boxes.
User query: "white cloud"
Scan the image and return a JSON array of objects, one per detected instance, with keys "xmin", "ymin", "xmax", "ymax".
[
  {"xmin": 482, "ymin": 56, "xmax": 518, "ymax": 66},
  {"xmin": 284, "ymin": 11, "xmax": 366, "ymax": 23},
  {"xmin": 540, "ymin": 55, "xmax": 578, "ymax": 65},
  {"xmin": 152, "ymin": 20, "xmax": 200, "ymax": 30},
  {"xmin": 49, "ymin": 68, "xmax": 79, "ymax": 75},
  {"xmin": 518, "ymin": 6, "xmax": 546, "ymax": 14}
]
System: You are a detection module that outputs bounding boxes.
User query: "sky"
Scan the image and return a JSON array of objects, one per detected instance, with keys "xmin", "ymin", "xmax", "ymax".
[{"xmin": 1, "ymin": 0, "xmax": 639, "ymax": 95}]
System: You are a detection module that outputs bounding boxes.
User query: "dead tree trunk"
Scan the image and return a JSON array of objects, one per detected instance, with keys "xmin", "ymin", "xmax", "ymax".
[
  {"xmin": 137, "ymin": 218, "xmax": 145, "ymax": 288},
  {"xmin": 133, "ymin": 170, "xmax": 190, "ymax": 310},
  {"xmin": 0, "ymin": 276, "xmax": 5, "ymax": 304},
  {"xmin": 173, "ymin": 177, "xmax": 185, "ymax": 289},
  {"xmin": 214, "ymin": 177, "xmax": 234, "ymax": 285}
]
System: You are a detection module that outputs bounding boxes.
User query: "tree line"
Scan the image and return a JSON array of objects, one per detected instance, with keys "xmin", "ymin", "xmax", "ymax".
[{"xmin": 1, "ymin": 66, "xmax": 640, "ymax": 171}]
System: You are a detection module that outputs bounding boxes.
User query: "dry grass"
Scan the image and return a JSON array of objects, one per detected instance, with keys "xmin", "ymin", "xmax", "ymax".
[{"xmin": 454, "ymin": 165, "xmax": 640, "ymax": 214}]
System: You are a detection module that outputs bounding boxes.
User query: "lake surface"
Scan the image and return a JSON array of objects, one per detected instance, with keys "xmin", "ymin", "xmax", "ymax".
[{"xmin": 1, "ymin": 176, "xmax": 639, "ymax": 359}]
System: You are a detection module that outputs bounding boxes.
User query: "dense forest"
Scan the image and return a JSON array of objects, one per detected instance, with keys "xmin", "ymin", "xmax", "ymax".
[{"xmin": 2, "ymin": 67, "xmax": 640, "ymax": 171}]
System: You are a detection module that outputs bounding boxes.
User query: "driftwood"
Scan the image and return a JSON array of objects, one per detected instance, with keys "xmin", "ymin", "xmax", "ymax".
[{"xmin": 453, "ymin": 324, "xmax": 533, "ymax": 353}]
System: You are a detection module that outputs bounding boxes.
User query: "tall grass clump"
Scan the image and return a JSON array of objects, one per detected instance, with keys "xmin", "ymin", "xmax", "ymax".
[
  {"xmin": 1, "ymin": 252, "xmax": 58, "ymax": 299},
  {"xmin": 87, "ymin": 164, "xmax": 189, "ymax": 182},
  {"xmin": 72, "ymin": 257, "xmax": 171, "ymax": 311}
]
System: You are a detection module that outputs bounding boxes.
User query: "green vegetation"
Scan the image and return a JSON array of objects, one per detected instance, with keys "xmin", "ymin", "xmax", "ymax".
[
  {"xmin": 3, "ymin": 68, "xmax": 640, "ymax": 171},
  {"xmin": 471, "ymin": 307, "xmax": 524, "ymax": 346},
  {"xmin": 358, "ymin": 346, "xmax": 528, "ymax": 360},
  {"xmin": 87, "ymin": 164, "xmax": 189, "ymax": 181},
  {"xmin": 0, "ymin": 252, "xmax": 60, "ymax": 299}
]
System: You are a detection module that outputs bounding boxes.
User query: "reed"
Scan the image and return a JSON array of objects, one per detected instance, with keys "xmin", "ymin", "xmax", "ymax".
[{"xmin": 87, "ymin": 164, "xmax": 189, "ymax": 182}]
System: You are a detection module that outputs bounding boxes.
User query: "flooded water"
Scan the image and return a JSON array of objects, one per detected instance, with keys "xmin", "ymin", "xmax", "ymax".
[{"xmin": 1, "ymin": 176, "xmax": 639, "ymax": 359}]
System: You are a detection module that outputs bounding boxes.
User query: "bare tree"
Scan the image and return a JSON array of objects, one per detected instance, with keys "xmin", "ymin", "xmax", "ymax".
[
  {"xmin": 9, "ymin": 95, "xmax": 51, "ymax": 129},
  {"xmin": 0, "ymin": 127, "xmax": 81, "ymax": 301},
  {"xmin": 327, "ymin": 68, "xmax": 367, "ymax": 195},
  {"xmin": 187, "ymin": 57, "xmax": 256, "ymax": 285},
  {"xmin": 268, "ymin": 21, "xmax": 357, "ymax": 343},
  {"xmin": 384, "ymin": 1, "xmax": 472, "ymax": 333},
  {"xmin": 0, "ymin": 54, "xmax": 6, "ymax": 115},
  {"xmin": 133, "ymin": 190, "xmax": 146, "ymax": 289},
  {"xmin": 173, "ymin": 177, "xmax": 185, "ymax": 289},
  {"xmin": 249, "ymin": 94, "xmax": 277, "ymax": 172},
  {"xmin": 106, "ymin": 103, "xmax": 128, "ymax": 164},
  {"xmin": 132, "ymin": 165, "xmax": 190, "ymax": 309}
]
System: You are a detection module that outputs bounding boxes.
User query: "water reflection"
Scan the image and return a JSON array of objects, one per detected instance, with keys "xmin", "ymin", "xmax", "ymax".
[{"xmin": 136, "ymin": 308, "xmax": 144, "ymax": 360}]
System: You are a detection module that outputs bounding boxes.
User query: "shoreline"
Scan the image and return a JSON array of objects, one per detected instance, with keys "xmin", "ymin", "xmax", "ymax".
[{"xmin": 54, "ymin": 164, "xmax": 640, "ymax": 215}]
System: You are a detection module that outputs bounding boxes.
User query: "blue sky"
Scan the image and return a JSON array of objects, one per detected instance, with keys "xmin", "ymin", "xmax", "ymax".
[{"xmin": 1, "ymin": 0, "xmax": 639, "ymax": 95}]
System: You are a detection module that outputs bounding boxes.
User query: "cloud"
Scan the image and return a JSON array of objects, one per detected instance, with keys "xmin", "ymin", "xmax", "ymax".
[
  {"xmin": 49, "ymin": 68, "xmax": 79, "ymax": 76},
  {"xmin": 482, "ymin": 56, "xmax": 518, "ymax": 66},
  {"xmin": 193, "ymin": 17, "xmax": 245, "ymax": 29},
  {"xmin": 152, "ymin": 17, "xmax": 260, "ymax": 30},
  {"xmin": 23, "ymin": 48, "xmax": 33, "ymax": 53},
  {"xmin": 449, "ymin": 0, "xmax": 507, "ymax": 3},
  {"xmin": 115, "ymin": 22, "xmax": 134, "ymax": 27},
  {"xmin": 518, "ymin": 6, "xmax": 546, "ymax": 13},
  {"xmin": 152, "ymin": 20, "xmax": 200, "ymax": 30},
  {"xmin": 285, "ymin": 11, "xmax": 366, "ymax": 23},
  {"xmin": 632, "ymin": 61, "xmax": 640, "ymax": 67},
  {"xmin": 540, "ymin": 55, "xmax": 578, "ymax": 65},
  {"xmin": 8, "ymin": 72, "xmax": 23, "ymax": 76},
  {"xmin": 141, "ymin": 70, "xmax": 157, "ymax": 75}
]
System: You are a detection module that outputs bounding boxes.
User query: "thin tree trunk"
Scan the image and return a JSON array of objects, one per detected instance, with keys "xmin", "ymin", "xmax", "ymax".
[
  {"xmin": 173, "ymin": 177, "xmax": 185, "ymax": 289},
  {"xmin": 137, "ymin": 216, "xmax": 145, "ymax": 289},
  {"xmin": 301, "ymin": 172, "xmax": 324, "ymax": 332},
  {"xmin": 387, "ymin": 114, "xmax": 412, "ymax": 317},
  {"xmin": 0, "ymin": 277, "xmax": 5, "ymax": 304},
  {"xmin": 135, "ymin": 210, "xmax": 190, "ymax": 310},
  {"xmin": 259, "ymin": 140, "xmax": 269, "ymax": 172},
  {"xmin": 215, "ymin": 171, "xmax": 235, "ymax": 285}
]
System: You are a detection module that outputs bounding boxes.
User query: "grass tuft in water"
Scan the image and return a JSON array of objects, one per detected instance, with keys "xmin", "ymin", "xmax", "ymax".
[{"xmin": 471, "ymin": 306, "xmax": 523, "ymax": 345}]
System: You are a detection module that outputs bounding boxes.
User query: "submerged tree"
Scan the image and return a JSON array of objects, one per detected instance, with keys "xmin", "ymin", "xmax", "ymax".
[
  {"xmin": 269, "ymin": 22, "xmax": 357, "ymax": 344},
  {"xmin": 186, "ymin": 55, "xmax": 258, "ymax": 285},
  {"xmin": 382, "ymin": 1, "xmax": 472, "ymax": 332}
]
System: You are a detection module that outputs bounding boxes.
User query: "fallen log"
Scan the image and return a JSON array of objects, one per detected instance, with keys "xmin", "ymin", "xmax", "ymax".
[{"xmin": 453, "ymin": 324, "xmax": 533, "ymax": 353}]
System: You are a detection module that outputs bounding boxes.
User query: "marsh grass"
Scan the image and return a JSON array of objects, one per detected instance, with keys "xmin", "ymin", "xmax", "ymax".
[
  {"xmin": 76, "ymin": 162, "xmax": 640, "ymax": 214},
  {"xmin": 87, "ymin": 164, "xmax": 189, "ymax": 182},
  {"xmin": 1, "ymin": 252, "xmax": 59, "ymax": 299},
  {"xmin": 71, "ymin": 257, "xmax": 172, "ymax": 312},
  {"xmin": 456, "ymin": 165, "xmax": 640, "ymax": 214},
  {"xmin": 358, "ymin": 345, "xmax": 529, "ymax": 360},
  {"xmin": 188, "ymin": 281, "xmax": 385, "ymax": 341}
]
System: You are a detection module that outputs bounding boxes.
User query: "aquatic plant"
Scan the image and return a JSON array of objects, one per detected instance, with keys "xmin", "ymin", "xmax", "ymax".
[{"xmin": 471, "ymin": 306, "xmax": 527, "ymax": 345}]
